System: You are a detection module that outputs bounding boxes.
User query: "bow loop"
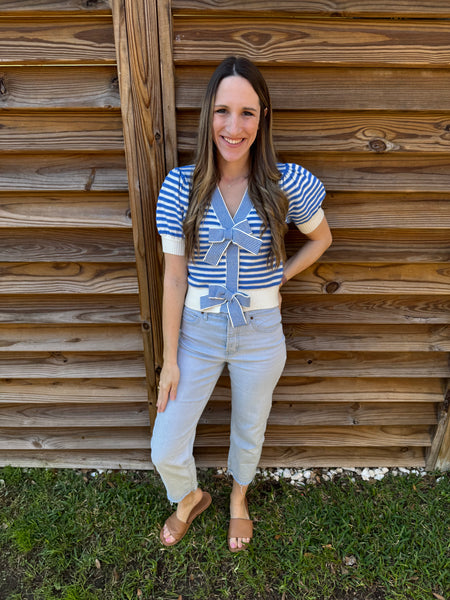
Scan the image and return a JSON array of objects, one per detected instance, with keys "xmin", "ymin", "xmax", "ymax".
[
  {"xmin": 200, "ymin": 284, "xmax": 250, "ymax": 327},
  {"xmin": 204, "ymin": 219, "xmax": 262, "ymax": 266}
]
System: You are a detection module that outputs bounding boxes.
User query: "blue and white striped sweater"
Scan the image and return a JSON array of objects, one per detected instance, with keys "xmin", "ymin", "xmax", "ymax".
[{"xmin": 156, "ymin": 163, "xmax": 325, "ymax": 290}]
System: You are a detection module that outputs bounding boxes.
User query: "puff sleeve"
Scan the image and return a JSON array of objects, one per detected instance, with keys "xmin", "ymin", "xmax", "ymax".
[
  {"xmin": 280, "ymin": 163, "xmax": 326, "ymax": 234},
  {"xmin": 156, "ymin": 167, "xmax": 192, "ymax": 255}
]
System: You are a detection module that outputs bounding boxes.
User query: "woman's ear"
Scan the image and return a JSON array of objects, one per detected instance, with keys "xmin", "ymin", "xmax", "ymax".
[{"xmin": 264, "ymin": 107, "xmax": 268, "ymax": 117}]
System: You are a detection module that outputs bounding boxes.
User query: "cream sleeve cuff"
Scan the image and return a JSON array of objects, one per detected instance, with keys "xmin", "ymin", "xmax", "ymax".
[
  {"xmin": 160, "ymin": 234, "xmax": 186, "ymax": 256},
  {"xmin": 296, "ymin": 208, "xmax": 325, "ymax": 234}
]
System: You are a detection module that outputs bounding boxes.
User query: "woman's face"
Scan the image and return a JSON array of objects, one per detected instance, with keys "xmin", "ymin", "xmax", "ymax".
[{"xmin": 212, "ymin": 75, "xmax": 261, "ymax": 170}]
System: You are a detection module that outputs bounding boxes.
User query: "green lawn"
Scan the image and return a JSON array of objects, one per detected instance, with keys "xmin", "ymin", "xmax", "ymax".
[{"xmin": 0, "ymin": 466, "xmax": 448, "ymax": 600}]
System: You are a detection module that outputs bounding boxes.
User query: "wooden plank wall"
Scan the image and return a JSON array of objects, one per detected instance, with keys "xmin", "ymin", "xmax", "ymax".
[
  {"xmin": 0, "ymin": 0, "xmax": 153, "ymax": 469},
  {"xmin": 165, "ymin": 0, "xmax": 450, "ymax": 469}
]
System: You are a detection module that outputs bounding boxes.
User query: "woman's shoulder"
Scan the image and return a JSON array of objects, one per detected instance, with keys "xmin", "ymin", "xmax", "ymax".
[
  {"xmin": 165, "ymin": 164, "xmax": 195, "ymax": 186},
  {"xmin": 277, "ymin": 162, "xmax": 315, "ymax": 184}
]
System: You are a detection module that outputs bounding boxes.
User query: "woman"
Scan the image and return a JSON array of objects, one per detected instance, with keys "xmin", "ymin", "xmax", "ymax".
[{"xmin": 152, "ymin": 56, "xmax": 332, "ymax": 551}]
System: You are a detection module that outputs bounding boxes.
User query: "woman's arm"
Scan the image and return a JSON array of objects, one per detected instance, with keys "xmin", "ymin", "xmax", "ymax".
[
  {"xmin": 282, "ymin": 216, "xmax": 332, "ymax": 283},
  {"xmin": 156, "ymin": 253, "xmax": 188, "ymax": 413}
]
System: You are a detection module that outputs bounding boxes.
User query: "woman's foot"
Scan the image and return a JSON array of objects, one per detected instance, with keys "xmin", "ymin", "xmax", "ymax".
[
  {"xmin": 161, "ymin": 487, "xmax": 206, "ymax": 545},
  {"xmin": 229, "ymin": 482, "xmax": 252, "ymax": 551}
]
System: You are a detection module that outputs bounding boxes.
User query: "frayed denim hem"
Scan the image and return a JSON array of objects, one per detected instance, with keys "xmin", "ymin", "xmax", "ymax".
[
  {"xmin": 227, "ymin": 468, "xmax": 254, "ymax": 492},
  {"xmin": 167, "ymin": 484, "xmax": 198, "ymax": 505}
]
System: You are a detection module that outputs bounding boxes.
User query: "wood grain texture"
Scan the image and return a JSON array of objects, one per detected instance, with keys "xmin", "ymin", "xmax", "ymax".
[
  {"xmin": 0, "ymin": 1, "xmax": 112, "ymax": 14},
  {"xmin": 178, "ymin": 110, "xmax": 450, "ymax": 154},
  {"xmin": 0, "ymin": 110, "xmax": 124, "ymax": 152},
  {"xmin": 0, "ymin": 66, "xmax": 120, "ymax": 108},
  {"xmin": 0, "ymin": 295, "xmax": 140, "ymax": 324},
  {"xmin": 0, "ymin": 378, "xmax": 147, "ymax": 403},
  {"xmin": 0, "ymin": 17, "xmax": 116, "ymax": 65},
  {"xmin": 0, "ymin": 192, "xmax": 131, "ymax": 229},
  {"xmin": 0, "ymin": 153, "xmax": 127, "ymax": 191},
  {"xmin": 175, "ymin": 66, "xmax": 450, "ymax": 111},
  {"xmin": 172, "ymin": 1, "xmax": 450, "ymax": 18},
  {"xmin": 0, "ymin": 449, "xmax": 152, "ymax": 470},
  {"xmin": 173, "ymin": 18, "xmax": 450, "ymax": 67},
  {"xmin": 0, "ymin": 263, "xmax": 138, "ymax": 295},
  {"xmin": 0, "ymin": 325, "xmax": 143, "ymax": 352}
]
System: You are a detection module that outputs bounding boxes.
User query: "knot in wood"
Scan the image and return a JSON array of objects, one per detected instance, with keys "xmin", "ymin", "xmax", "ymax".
[
  {"xmin": 325, "ymin": 281, "xmax": 340, "ymax": 294},
  {"xmin": 369, "ymin": 138, "xmax": 387, "ymax": 153},
  {"xmin": 0, "ymin": 78, "xmax": 6, "ymax": 96},
  {"xmin": 142, "ymin": 321, "xmax": 151, "ymax": 331}
]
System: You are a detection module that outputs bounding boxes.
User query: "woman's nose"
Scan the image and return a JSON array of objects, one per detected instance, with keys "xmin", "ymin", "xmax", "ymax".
[{"xmin": 226, "ymin": 113, "xmax": 241, "ymax": 135}]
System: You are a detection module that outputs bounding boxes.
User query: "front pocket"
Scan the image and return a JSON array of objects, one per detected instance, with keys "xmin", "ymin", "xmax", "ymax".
[{"xmin": 248, "ymin": 308, "xmax": 282, "ymax": 333}]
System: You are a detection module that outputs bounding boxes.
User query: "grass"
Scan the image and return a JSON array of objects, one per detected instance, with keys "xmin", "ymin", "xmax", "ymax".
[{"xmin": 0, "ymin": 466, "xmax": 448, "ymax": 600}]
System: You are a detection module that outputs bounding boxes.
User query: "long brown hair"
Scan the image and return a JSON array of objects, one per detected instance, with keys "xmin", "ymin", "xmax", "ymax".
[{"xmin": 183, "ymin": 56, "xmax": 289, "ymax": 268}]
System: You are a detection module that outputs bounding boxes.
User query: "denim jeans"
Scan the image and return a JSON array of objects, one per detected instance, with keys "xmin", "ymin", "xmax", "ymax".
[{"xmin": 150, "ymin": 306, "xmax": 287, "ymax": 502}]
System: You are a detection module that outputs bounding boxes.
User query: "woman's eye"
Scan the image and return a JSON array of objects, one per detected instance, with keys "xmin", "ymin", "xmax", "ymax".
[{"xmin": 215, "ymin": 108, "xmax": 227, "ymax": 114}]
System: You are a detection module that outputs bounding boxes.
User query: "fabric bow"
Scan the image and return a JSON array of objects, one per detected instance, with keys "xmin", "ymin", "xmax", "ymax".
[
  {"xmin": 203, "ymin": 219, "xmax": 262, "ymax": 265},
  {"xmin": 200, "ymin": 284, "xmax": 251, "ymax": 327}
]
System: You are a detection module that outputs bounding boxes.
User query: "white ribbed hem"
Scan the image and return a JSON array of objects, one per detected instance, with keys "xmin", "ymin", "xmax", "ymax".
[
  {"xmin": 185, "ymin": 285, "xmax": 280, "ymax": 313},
  {"xmin": 297, "ymin": 208, "xmax": 324, "ymax": 234},
  {"xmin": 160, "ymin": 234, "xmax": 185, "ymax": 256}
]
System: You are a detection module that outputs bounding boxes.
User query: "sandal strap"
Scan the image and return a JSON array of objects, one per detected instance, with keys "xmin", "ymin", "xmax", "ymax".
[
  {"xmin": 228, "ymin": 517, "xmax": 253, "ymax": 539},
  {"xmin": 164, "ymin": 512, "xmax": 189, "ymax": 541}
]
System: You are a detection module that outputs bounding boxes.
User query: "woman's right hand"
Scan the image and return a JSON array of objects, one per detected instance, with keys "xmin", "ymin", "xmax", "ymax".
[{"xmin": 156, "ymin": 362, "xmax": 180, "ymax": 413}]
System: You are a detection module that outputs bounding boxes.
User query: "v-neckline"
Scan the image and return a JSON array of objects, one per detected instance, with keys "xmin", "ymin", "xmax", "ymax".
[{"xmin": 217, "ymin": 185, "xmax": 248, "ymax": 221}]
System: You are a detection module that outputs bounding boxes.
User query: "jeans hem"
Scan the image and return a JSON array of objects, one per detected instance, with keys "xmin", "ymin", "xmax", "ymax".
[{"xmin": 167, "ymin": 484, "xmax": 198, "ymax": 504}]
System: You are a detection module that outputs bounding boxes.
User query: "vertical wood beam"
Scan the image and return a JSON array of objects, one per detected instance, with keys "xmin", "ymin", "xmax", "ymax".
[
  {"xmin": 112, "ymin": 0, "xmax": 166, "ymax": 427},
  {"xmin": 434, "ymin": 380, "xmax": 450, "ymax": 471}
]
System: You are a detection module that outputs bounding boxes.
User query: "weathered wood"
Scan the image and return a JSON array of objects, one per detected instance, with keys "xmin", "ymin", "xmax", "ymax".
[
  {"xmin": 0, "ymin": 352, "xmax": 145, "ymax": 378},
  {"xmin": 435, "ymin": 382, "xmax": 450, "ymax": 470},
  {"xmin": 211, "ymin": 376, "xmax": 445, "ymax": 403},
  {"xmin": 285, "ymin": 263, "xmax": 450, "ymax": 295},
  {"xmin": 283, "ymin": 324, "xmax": 450, "ymax": 352},
  {"xmin": 0, "ymin": 449, "xmax": 151, "ymax": 470},
  {"xmin": 0, "ymin": 402, "xmax": 149, "ymax": 428},
  {"xmin": 0, "ymin": 229, "xmax": 135, "ymax": 261},
  {"xmin": 0, "ymin": 192, "xmax": 131, "ymax": 229},
  {"xmin": 304, "ymin": 230, "xmax": 450, "ymax": 263},
  {"xmin": 194, "ymin": 425, "xmax": 432, "ymax": 447},
  {"xmin": 0, "ymin": 378, "xmax": 147, "ymax": 403},
  {"xmin": 283, "ymin": 351, "xmax": 450, "ymax": 378},
  {"xmin": 0, "ymin": 17, "xmax": 116, "ymax": 65},
  {"xmin": 0, "ymin": 66, "xmax": 120, "ymax": 108},
  {"xmin": 0, "ymin": 263, "xmax": 138, "ymax": 295},
  {"xmin": 0, "ymin": 1, "xmax": 112, "ymax": 14},
  {"xmin": 0, "ymin": 325, "xmax": 143, "ymax": 352},
  {"xmin": 0, "ymin": 110, "xmax": 124, "ymax": 151},
  {"xmin": 176, "ymin": 66, "xmax": 450, "ymax": 111},
  {"xmin": 195, "ymin": 446, "xmax": 426, "ymax": 468},
  {"xmin": 0, "ymin": 295, "xmax": 140, "ymax": 324},
  {"xmin": 323, "ymin": 192, "xmax": 450, "ymax": 230},
  {"xmin": 178, "ymin": 110, "xmax": 450, "ymax": 154},
  {"xmin": 112, "ymin": 0, "xmax": 167, "ymax": 428},
  {"xmin": 172, "ymin": 0, "xmax": 450, "ymax": 18},
  {"xmin": 0, "ymin": 153, "xmax": 127, "ymax": 192},
  {"xmin": 173, "ymin": 18, "xmax": 450, "ymax": 67},
  {"xmin": 281, "ymin": 295, "xmax": 450, "ymax": 324},
  {"xmin": 200, "ymin": 401, "xmax": 437, "ymax": 426},
  {"xmin": 0, "ymin": 427, "xmax": 151, "ymax": 450}
]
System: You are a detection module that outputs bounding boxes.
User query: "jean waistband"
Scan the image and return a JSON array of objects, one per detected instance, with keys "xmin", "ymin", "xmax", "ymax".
[{"xmin": 184, "ymin": 284, "xmax": 280, "ymax": 313}]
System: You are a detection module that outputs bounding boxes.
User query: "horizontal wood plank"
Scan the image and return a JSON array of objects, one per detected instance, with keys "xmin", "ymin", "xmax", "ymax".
[
  {"xmin": 200, "ymin": 401, "xmax": 437, "ymax": 426},
  {"xmin": 0, "ymin": 110, "xmax": 124, "ymax": 152},
  {"xmin": 0, "ymin": 17, "xmax": 115, "ymax": 65},
  {"xmin": 310, "ymin": 230, "xmax": 450, "ymax": 263},
  {"xmin": 0, "ymin": 153, "xmax": 128, "ymax": 191},
  {"xmin": 172, "ymin": 1, "xmax": 450, "ymax": 18},
  {"xmin": 0, "ymin": 295, "xmax": 140, "ymax": 324},
  {"xmin": 283, "ymin": 324, "xmax": 450, "ymax": 352},
  {"xmin": 0, "ymin": 229, "xmax": 135, "ymax": 261},
  {"xmin": 0, "ymin": 192, "xmax": 131, "ymax": 228},
  {"xmin": 195, "ymin": 446, "xmax": 426, "ymax": 468},
  {"xmin": 286, "ymin": 263, "xmax": 450, "ymax": 295},
  {"xmin": 0, "ymin": 1, "xmax": 112, "ymax": 14},
  {"xmin": 173, "ymin": 18, "xmax": 450, "ymax": 67},
  {"xmin": 212, "ymin": 376, "xmax": 445, "ymax": 403},
  {"xmin": 194, "ymin": 425, "xmax": 432, "ymax": 447},
  {"xmin": 0, "ymin": 378, "xmax": 148, "ymax": 403},
  {"xmin": 0, "ymin": 402, "xmax": 150, "ymax": 428},
  {"xmin": 281, "ymin": 295, "xmax": 450, "ymax": 324},
  {"xmin": 0, "ymin": 262, "xmax": 138, "ymax": 294},
  {"xmin": 176, "ymin": 66, "xmax": 450, "ymax": 111},
  {"xmin": 283, "ymin": 351, "xmax": 450, "ymax": 378},
  {"xmin": 0, "ymin": 325, "xmax": 143, "ymax": 352},
  {"xmin": 0, "ymin": 66, "xmax": 120, "ymax": 108},
  {"xmin": 0, "ymin": 449, "xmax": 151, "ymax": 470},
  {"xmin": 323, "ymin": 192, "xmax": 450, "ymax": 229},
  {"xmin": 178, "ymin": 110, "xmax": 450, "ymax": 154},
  {"xmin": 0, "ymin": 352, "xmax": 145, "ymax": 378}
]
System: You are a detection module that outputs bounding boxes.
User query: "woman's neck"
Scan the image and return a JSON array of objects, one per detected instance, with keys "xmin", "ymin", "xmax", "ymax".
[{"xmin": 217, "ymin": 157, "xmax": 250, "ymax": 184}]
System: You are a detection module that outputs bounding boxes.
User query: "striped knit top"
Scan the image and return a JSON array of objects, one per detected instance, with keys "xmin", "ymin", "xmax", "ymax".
[{"xmin": 156, "ymin": 163, "xmax": 326, "ymax": 290}]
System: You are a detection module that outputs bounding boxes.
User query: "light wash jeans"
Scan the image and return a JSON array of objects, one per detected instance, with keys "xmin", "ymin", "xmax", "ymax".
[{"xmin": 151, "ymin": 306, "xmax": 286, "ymax": 502}]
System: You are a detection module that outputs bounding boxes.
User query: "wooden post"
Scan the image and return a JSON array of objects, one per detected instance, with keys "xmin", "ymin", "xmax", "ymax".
[
  {"xmin": 434, "ymin": 381, "xmax": 450, "ymax": 471},
  {"xmin": 112, "ymin": 0, "xmax": 169, "ymax": 427}
]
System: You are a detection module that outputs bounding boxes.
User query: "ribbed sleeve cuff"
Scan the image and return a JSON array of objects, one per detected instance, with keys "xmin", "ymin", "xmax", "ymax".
[
  {"xmin": 160, "ymin": 234, "xmax": 185, "ymax": 256},
  {"xmin": 297, "ymin": 208, "xmax": 325, "ymax": 234}
]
